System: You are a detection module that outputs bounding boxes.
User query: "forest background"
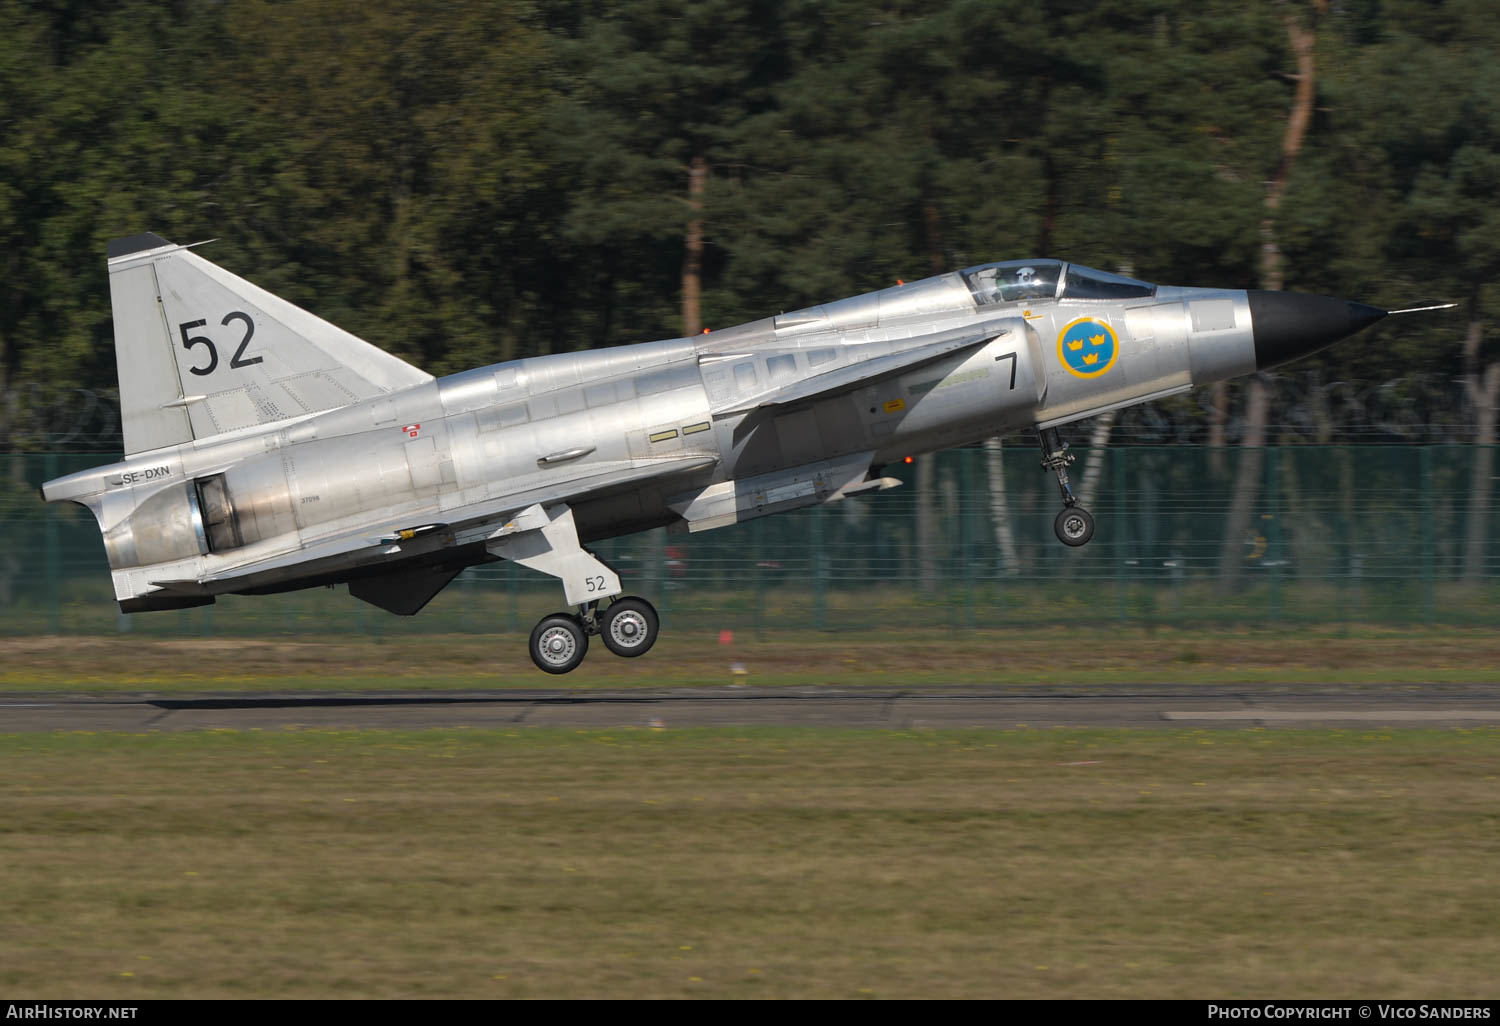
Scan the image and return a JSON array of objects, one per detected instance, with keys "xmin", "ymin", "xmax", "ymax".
[{"xmin": 1, "ymin": 0, "xmax": 1497, "ymax": 451}]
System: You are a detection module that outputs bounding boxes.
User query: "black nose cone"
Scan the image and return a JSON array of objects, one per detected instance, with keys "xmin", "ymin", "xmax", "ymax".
[{"xmin": 1248, "ymin": 290, "xmax": 1386, "ymax": 370}]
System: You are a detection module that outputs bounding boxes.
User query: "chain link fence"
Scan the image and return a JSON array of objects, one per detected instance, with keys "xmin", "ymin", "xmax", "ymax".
[{"xmin": 1, "ymin": 445, "xmax": 1496, "ymax": 638}]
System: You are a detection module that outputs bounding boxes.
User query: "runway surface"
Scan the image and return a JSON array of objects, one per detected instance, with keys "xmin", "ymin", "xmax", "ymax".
[{"xmin": 2, "ymin": 683, "xmax": 1499, "ymax": 732}]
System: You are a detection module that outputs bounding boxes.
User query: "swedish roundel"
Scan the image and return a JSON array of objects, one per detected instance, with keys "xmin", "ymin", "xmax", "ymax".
[{"xmin": 1056, "ymin": 317, "xmax": 1119, "ymax": 379}]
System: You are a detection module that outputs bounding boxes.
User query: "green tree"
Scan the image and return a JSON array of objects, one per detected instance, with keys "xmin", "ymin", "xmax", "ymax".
[
  {"xmin": 544, "ymin": 0, "xmax": 800, "ymax": 344},
  {"xmin": 222, "ymin": 1, "xmax": 560, "ymax": 373},
  {"xmin": 0, "ymin": 0, "xmax": 249, "ymax": 446}
]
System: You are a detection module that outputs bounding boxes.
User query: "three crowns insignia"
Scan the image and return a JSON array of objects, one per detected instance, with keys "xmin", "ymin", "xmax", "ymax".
[
  {"xmin": 1068, "ymin": 330, "xmax": 1111, "ymax": 365},
  {"xmin": 1064, "ymin": 322, "xmax": 1114, "ymax": 373}
]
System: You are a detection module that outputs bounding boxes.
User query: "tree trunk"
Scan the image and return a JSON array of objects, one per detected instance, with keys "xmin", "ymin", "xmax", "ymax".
[
  {"xmin": 1208, "ymin": 381, "xmax": 1228, "ymax": 475},
  {"xmin": 1217, "ymin": 2, "xmax": 1319, "ymax": 587},
  {"xmin": 1077, "ymin": 411, "xmax": 1117, "ymax": 511},
  {"xmin": 1218, "ymin": 375, "xmax": 1271, "ymax": 592},
  {"xmin": 917, "ymin": 455, "xmax": 938, "ymax": 596},
  {"xmin": 1464, "ymin": 360, "xmax": 1500, "ymax": 581},
  {"xmin": 682, "ymin": 153, "xmax": 707, "ymax": 337},
  {"xmin": 1258, "ymin": 10, "xmax": 1318, "ymax": 294},
  {"xmin": 924, "ymin": 199, "xmax": 944, "ymax": 276},
  {"xmin": 984, "ymin": 437, "xmax": 1020, "ymax": 576},
  {"xmin": 0, "ymin": 352, "xmax": 9, "ymax": 452},
  {"xmin": 1462, "ymin": 291, "xmax": 1483, "ymax": 382},
  {"xmin": 1038, "ymin": 151, "xmax": 1059, "ymax": 257},
  {"xmin": 915, "ymin": 192, "xmax": 946, "ymax": 594}
]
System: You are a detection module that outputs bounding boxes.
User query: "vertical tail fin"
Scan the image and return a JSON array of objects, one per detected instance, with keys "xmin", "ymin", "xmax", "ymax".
[{"xmin": 106, "ymin": 234, "xmax": 432, "ymax": 455}]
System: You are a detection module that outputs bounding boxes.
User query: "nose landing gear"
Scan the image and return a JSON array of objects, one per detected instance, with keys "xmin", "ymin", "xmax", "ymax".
[
  {"xmin": 1053, "ymin": 505, "xmax": 1095, "ymax": 547},
  {"xmin": 1040, "ymin": 427, "xmax": 1095, "ymax": 547}
]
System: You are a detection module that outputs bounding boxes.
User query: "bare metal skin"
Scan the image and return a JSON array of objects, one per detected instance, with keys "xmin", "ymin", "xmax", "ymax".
[{"xmin": 43, "ymin": 236, "xmax": 1385, "ymax": 672}]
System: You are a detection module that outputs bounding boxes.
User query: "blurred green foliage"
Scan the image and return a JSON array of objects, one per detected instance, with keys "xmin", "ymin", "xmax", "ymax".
[{"xmin": 1, "ymin": 0, "xmax": 1497, "ymax": 430}]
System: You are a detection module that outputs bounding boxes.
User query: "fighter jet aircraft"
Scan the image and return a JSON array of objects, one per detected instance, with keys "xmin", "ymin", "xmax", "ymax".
[{"xmin": 43, "ymin": 234, "xmax": 1394, "ymax": 672}]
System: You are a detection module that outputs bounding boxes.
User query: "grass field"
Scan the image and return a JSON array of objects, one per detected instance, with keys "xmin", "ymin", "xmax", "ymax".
[
  {"xmin": 3, "ymin": 626, "xmax": 1500, "ymax": 692},
  {"xmin": 3, "ymin": 726, "xmax": 1498, "ymax": 998}
]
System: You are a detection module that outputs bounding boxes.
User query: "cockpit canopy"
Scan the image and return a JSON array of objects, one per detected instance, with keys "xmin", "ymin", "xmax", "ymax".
[
  {"xmin": 963, "ymin": 260, "xmax": 1061, "ymax": 304},
  {"xmin": 961, "ymin": 260, "xmax": 1156, "ymax": 306},
  {"xmin": 1062, "ymin": 264, "xmax": 1158, "ymax": 300}
]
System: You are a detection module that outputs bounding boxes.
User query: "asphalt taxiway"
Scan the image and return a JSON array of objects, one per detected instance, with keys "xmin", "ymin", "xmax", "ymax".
[{"xmin": 2, "ymin": 683, "xmax": 1499, "ymax": 732}]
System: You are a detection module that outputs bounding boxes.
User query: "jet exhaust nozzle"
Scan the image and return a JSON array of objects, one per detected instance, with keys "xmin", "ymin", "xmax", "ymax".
[{"xmin": 1248, "ymin": 290, "xmax": 1386, "ymax": 371}]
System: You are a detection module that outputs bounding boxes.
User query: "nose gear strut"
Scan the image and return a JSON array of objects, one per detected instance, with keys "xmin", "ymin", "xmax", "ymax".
[{"xmin": 1039, "ymin": 427, "xmax": 1095, "ymax": 547}]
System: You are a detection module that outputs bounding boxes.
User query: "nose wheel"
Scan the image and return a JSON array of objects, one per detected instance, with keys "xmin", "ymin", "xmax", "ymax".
[
  {"xmin": 527, "ymin": 596, "xmax": 660, "ymax": 673},
  {"xmin": 1039, "ymin": 426, "xmax": 1095, "ymax": 547},
  {"xmin": 1054, "ymin": 506, "xmax": 1095, "ymax": 547}
]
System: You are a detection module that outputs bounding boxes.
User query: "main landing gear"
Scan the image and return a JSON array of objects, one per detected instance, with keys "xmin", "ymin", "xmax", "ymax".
[
  {"xmin": 485, "ymin": 502, "xmax": 663, "ymax": 674},
  {"xmin": 1039, "ymin": 427, "xmax": 1095, "ymax": 547},
  {"xmin": 528, "ymin": 595, "xmax": 661, "ymax": 675}
]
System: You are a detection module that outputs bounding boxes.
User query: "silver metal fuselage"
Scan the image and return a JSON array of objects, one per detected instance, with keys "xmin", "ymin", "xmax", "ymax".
[{"xmin": 46, "ymin": 264, "xmax": 1258, "ymax": 609}]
